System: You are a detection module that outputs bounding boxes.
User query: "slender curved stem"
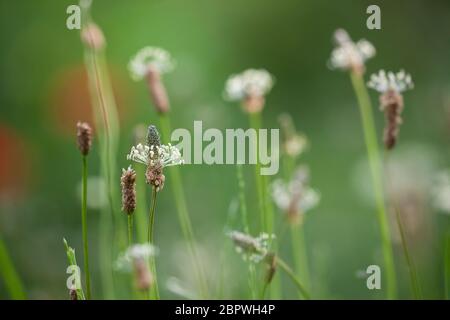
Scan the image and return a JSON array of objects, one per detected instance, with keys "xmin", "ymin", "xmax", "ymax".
[
  {"xmin": 128, "ymin": 215, "xmax": 133, "ymax": 246},
  {"xmin": 81, "ymin": 156, "xmax": 92, "ymax": 299},
  {"xmin": 148, "ymin": 188, "xmax": 157, "ymax": 244},
  {"xmin": 159, "ymin": 114, "xmax": 209, "ymax": 298},
  {"xmin": 236, "ymin": 165, "xmax": 257, "ymax": 298},
  {"xmin": 384, "ymin": 154, "xmax": 422, "ymax": 299},
  {"xmin": 445, "ymin": 229, "xmax": 450, "ymax": 299},
  {"xmin": 276, "ymin": 257, "xmax": 310, "ymax": 300},
  {"xmin": 148, "ymin": 187, "xmax": 160, "ymax": 299},
  {"xmin": 350, "ymin": 72, "xmax": 397, "ymax": 299}
]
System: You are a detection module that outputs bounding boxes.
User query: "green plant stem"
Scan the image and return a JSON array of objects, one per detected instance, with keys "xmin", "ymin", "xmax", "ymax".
[
  {"xmin": 128, "ymin": 215, "xmax": 133, "ymax": 246},
  {"xmin": 350, "ymin": 72, "xmax": 397, "ymax": 299},
  {"xmin": 290, "ymin": 225, "xmax": 311, "ymax": 296},
  {"xmin": 0, "ymin": 235, "xmax": 26, "ymax": 299},
  {"xmin": 445, "ymin": 229, "xmax": 450, "ymax": 299},
  {"xmin": 81, "ymin": 4, "xmax": 122, "ymax": 298},
  {"xmin": 81, "ymin": 156, "xmax": 92, "ymax": 299},
  {"xmin": 159, "ymin": 114, "xmax": 209, "ymax": 298},
  {"xmin": 249, "ymin": 112, "xmax": 281, "ymax": 299},
  {"xmin": 248, "ymin": 113, "xmax": 266, "ymax": 231},
  {"xmin": 148, "ymin": 187, "xmax": 160, "ymax": 299},
  {"xmin": 236, "ymin": 165, "xmax": 257, "ymax": 299},
  {"xmin": 395, "ymin": 210, "xmax": 421, "ymax": 299},
  {"xmin": 276, "ymin": 257, "xmax": 310, "ymax": 299},
  {"xmin": 135, "ymin": 165, "xmax": 148, "ymax": 244}
]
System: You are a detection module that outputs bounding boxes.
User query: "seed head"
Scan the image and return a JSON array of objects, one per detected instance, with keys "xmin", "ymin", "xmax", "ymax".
[
  {"xmin": 368, "ymin": 70, "xmax": 414, "ymax": 150},
  {"xmin": 121, "ymin": 166, "xmax": 136, "ymax": 215},
  {"xmin": 76, "ymin": 121, "xmax": 93, "ymax": 156},
  {"xmin": 228, "ymin": 231, "xmax": 274, "ymax": 263}
]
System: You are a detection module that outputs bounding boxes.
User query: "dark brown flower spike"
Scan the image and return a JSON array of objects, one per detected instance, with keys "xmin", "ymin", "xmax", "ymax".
[
  {"xmin": 76, "ymin": 121, "xmax": 93, "ymax": 156},
  {"xmin": 121, "ymin": 166, "xmax": 137, "ymax": 215}
]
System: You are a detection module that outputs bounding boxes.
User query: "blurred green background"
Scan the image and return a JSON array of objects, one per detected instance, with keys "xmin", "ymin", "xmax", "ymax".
[{"xmin": 0, "ymin": 0, "xmax": 450, "ymax": 299}]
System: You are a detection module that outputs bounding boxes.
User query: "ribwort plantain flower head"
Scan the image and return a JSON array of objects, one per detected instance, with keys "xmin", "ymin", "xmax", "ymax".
[
  {"xmin": 120, "ymin": 166, "xmax": 136, "ymax": 215},
  {"xmin": 227, "ymin": 231, "xmax": 274, "ymax": 263},
  {"xmin": 76, "ymin": 121, "xmax": 93, "ymax": 156},
  {"xmin": 224, "ymin": 69, "xmax": 274, "ymax": 113},
  {"xmin": 115, "ymin": 243, "xmax": 158, "ymax": 272},
  {"xmin": 115, "ymin": 243, "xmax": 157, "ymax": 290},
  {"xmin": 278, "ymin": 113, "xmax": 308, "ymax": 158},
  {"xmin": 271, "ymin": 167, "xmax": 320, "ymax": 225},
  {"xmin": 127, "ymin": 125, "xmax": 183, "ymax": 191},
  {"xmin": 129, "ymin": 47, "xmax": 174, "ymax": 113},
  {"xmin": 329, "ymin": 29, "xmax": 375, "ymax": 75},
  {"xmin": 367, "ymin": 70, "xmax": 414, "ymax": 94},
  {"xmin": 128, "ymin": 47, "xmax": 175, "ymax": 81},
  {"xmin": 368, "ymin": 70, "xmax": 414, "ymax": 150},
  {"xmin": 127, "ymin": 143, "xmax": 184, "ymax": 168}
]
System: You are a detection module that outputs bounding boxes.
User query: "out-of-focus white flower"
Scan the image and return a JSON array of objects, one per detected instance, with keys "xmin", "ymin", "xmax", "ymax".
[
  {"xmin": 367, "ymin": 70, "xmax": 414, "ymax": 93},
  {"xmin": 77, "ymin": 176, "xmax": 107, "ymax": 210},
  {"xmin": 227, "ymin": 231, "xmax": 274, "ymax": 263},
  {"xmin": 271, "ymin": 167, "xmax": 320, "ymax": 224},
  {"xmin": 224, "ymin": 69, "xmax": 274, "ymax": 101},
  {"xmin": 128, "ymin": 47, "xmax": 175, "ymax": 81},
  {"xmin": 127, "ymin": 143, "xmax": 184, "ymax": 168},
  {"xmin": 329, "ymin": 29, "xmax": 375, "ymax": 73},
  {"xmin": 115, "ymin": 243, "xmax": 158, "ymax": 272},
  {"xmin": 278, "ymin": 113, "xmax": 308, "ymax": 158},
  {"xmin": 431, "ymin": 170, "xmax": 450, "ymax": 214}
]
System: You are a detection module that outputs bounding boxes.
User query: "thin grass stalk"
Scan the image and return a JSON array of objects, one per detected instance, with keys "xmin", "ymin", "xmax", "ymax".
[
  {"xmin": 445, "ymin": 229, "xmax": 450, "ymax": 299},
  {"xmin": 276, "ymin": 257, "xmax": 310, "ymax": 299},
  {"xmin": 350, "ymin": 72, "xmax": 397, "ymax": 299},
  {"xmin": 249, "ymin": 112, "xmax": 281, "ymax": 298},
  {"xmin": 159, "ymin": 114, "xmax": 209, "ymax": 298},
  {"xmin": 384, "ymin": 154, "xmax": 422, "ymax": 299},
  {"xmin": 248, "ymin": 113, "xmax": 266, "ymax": 231},
  {"xmin": 135, "ymin": 165, "xmax": 148, "ymax": 244},
  {"xmin": 0, "ymin": 235, "xmax": 26, "ymax": 299},
  {"xmin": 282, "ymin": 154, "xmax": 311, "ymax": 297},
  {"xmin": 148, "ymin": 187, "xmax": 160, "ymax": 299},
  {"xmin": 128, "ymin": 215, "xmax": 133, "ymax": 246},
  {"xmin": 236, "ymin": 165, "xmax": 258, "ymax": 299},
  {"xmin": 81, "ymin": 7, "xmax": 123, "ymax": 296},
  {"xmin": 81, "ymin": 156, "xmax": 92, "ymax": 299},
  {"xmin": 395, "ymin": 210, "xmax": 422, "ymax": 298},
  {"xmin": 290, "ymin": 225, "xmax": 310, "ymax": 295}
]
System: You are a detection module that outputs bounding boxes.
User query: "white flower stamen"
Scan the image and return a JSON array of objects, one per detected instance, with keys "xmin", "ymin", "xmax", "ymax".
[
  {"xmin": 127, "ymin": 143, "xmax": 184, "ymax": 168},
  {"xmin": 329, "ymin": 29, "xmax": 376, "ymax": 72},
  {"xmin": 367, "ymin": 70, "xmax": 414, "ymax": 93}
]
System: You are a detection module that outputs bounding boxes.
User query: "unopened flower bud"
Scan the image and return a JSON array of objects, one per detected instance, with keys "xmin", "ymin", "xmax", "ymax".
[{"xmin": 147, "ymin": 125, "xmax": 161, "ymax": 149}]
